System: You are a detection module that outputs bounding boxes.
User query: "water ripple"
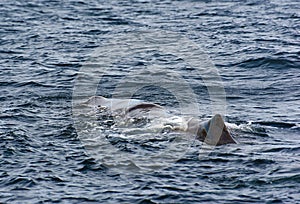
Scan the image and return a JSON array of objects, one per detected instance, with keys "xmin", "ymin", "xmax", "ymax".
[{"xmin": 0, "ymin": 0, "xmax": 299, "ymax": 203}]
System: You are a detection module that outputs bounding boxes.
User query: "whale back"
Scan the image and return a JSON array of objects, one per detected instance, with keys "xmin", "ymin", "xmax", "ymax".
[
  {"xmin": 83, "ymin": 96, "xmax": 236, "ymax": 145},
  {"xmin": 84, "ymin": 96, "xmax": 165, "ymax": 118}
]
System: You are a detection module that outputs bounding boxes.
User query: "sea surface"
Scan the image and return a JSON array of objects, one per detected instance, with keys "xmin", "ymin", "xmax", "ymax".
[{"xmin": 1, "ymin": 0, "xmax": 299, "ymax": 203}]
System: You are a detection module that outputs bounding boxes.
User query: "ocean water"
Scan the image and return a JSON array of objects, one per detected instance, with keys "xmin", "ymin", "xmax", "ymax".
[{"xmin": 1, "ymin": 0, "xmax": 299, "ymax": 203}]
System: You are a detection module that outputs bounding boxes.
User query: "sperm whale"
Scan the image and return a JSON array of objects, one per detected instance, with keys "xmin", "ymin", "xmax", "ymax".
[{"xmin": 83, "ymin": 96, "xmax": 236, "ymax": 146}]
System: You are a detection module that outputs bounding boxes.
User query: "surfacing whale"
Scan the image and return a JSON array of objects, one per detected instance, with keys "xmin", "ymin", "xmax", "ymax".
[{"xmin": 83, "ymin": 96, "xmax": 236, "ymax": 146}]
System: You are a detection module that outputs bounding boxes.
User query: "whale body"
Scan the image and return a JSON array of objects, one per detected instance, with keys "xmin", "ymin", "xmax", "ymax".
[{"xmin": 83, "ymin": 96, "xmax": 236, "ymax": 146}]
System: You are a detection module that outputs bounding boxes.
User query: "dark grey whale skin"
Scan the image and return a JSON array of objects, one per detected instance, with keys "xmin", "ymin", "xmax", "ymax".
[
  {"xmin": 187, "ymin": 115, "xmax": 236, "ymax": 146},
  {"xmin": 84, "ymin": 96, "xmax": 236, "ymax": 146}
]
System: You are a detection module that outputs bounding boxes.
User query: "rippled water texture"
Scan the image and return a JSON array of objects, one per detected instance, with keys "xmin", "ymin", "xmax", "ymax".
[{"xmin": 1, "ymin": 0, "xmax": 299, "ymax": 203}]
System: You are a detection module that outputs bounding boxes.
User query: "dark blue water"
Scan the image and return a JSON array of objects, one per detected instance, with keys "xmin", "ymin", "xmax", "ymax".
[{"xmin": 1, "ymin": 0, "xmax": 299, "ymax": 203}]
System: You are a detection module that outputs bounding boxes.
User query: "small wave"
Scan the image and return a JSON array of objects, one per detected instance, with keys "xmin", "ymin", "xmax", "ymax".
[
  {"xmin": 7, "ymin": 177, "xmax": 37, "ymax": 189},
  {"xmin": 227, "ymin": 118, "xmax": 298, "ymax": 134},
  {"xmin": 76, "ymin": 157, "xmax": 107, "ymax": 172},
  {"xmin": 101, "ymin": 17, "xmax": 132, "ymax": 25},
  {"xmin": 15, "ymin": 81, "xmax": 55, "ymax": 88},
  {"xmin": 262, "ymin": 146, "xmax": 300, "ymax": 153},
  {"xmin": 226, "ymin": 122, "xmax": 268, "ymax": 136},
  {"xmin": 0, "ymin": 130, "xmax": 35, "ymax": 157},
  {"xmin": 48, "ymin": 63, "xmax": 81, "ymax": 68},
  {"xmin": 252, "ymin": 121, "xmax": 297, "ymax": 129},
  {"xmin": 232, "ymin": 57, "xmax": 299, "ymax": 69}
]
